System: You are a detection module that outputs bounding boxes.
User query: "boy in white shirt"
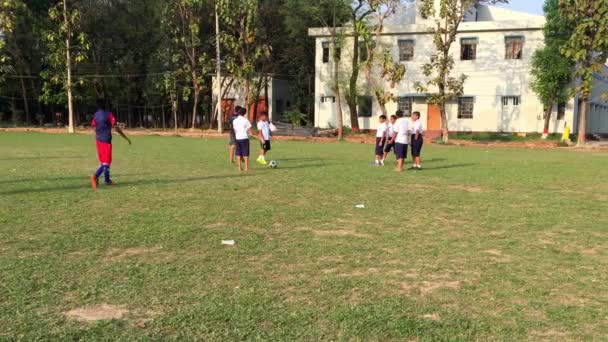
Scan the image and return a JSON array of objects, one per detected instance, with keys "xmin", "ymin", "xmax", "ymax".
[
  {"xmin": 410, "ymin": 111, "xmax": 424, "ymax": 170},
  {"xmin": 383, "ymin": 114, "xmax": 397, "ymax": 164},
  {"xmin": 256, "ymin": 112, "xmax": 272, "ymax": 165},
  {"xmin": 232, "ymin": 107, "xmax": 252, "ymax": 172},
  {"xmin": 374, "ymin": 115, "xmax": 388, "ymax": 166},
  {"xmin": 391, "ymin": 110, "xmax": 409, "ymax": 172}
]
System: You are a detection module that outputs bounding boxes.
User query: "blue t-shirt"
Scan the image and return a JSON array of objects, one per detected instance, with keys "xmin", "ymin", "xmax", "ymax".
[
  {"xmin": 228, "ymin": 114, "xmax": 239, "ymax": 137},
  {"xmin": 92, "ymin": 110, "xmax": 116, "ymax": 143}
]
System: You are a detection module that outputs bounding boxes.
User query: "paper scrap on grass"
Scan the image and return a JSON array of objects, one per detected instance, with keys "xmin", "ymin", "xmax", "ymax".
[
  {"xmin": 222, "ymin": 240, "xmax": 236, "ymax": 246},
  {"xmin": 355, "ymin": 204, "xmax": 365, "ymax": 209}
]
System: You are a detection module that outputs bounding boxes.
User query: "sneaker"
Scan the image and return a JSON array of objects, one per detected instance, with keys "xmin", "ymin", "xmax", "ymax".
[
  {"xmin": 105, "ymin": 180, "xmax": 117, "ymax": 186},
  {"xmin": 380, "ymin": 161, "xmax": 385, "ymax": 166},
  {"xmin": 90, "ymin": 176, "xmax": 98, "ymax": 190}
]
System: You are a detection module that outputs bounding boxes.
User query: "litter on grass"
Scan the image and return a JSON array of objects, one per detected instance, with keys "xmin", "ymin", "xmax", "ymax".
[
  {"xmin": 221, "ymin": 240, "xmax": 236, "ymax": 246},
  {"xmin": 355, "ymin": 204, "xmax": 365, "ymax": 209}
]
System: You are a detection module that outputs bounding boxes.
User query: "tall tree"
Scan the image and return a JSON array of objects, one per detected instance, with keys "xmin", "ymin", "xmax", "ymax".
[
  {"xmin": 163, "ymin": 0, "xmax": 211, "ymax": 131},
  {"xmin": 218, "ymin": 0, "xmax": 269, "ymax": 121},
  {"xmin": 414, "ymin": 0, "xmax": 506, "ymax": 143},
  {"xmin": 361, "ymin": 0, "xmax": 406, "ymax": 117},
  {"xmin": 41, "ymin": 0, "xmax": 89, "ymax": 133},
  {"xmin": 559, "ymin": 0, "xmax": 608, "ymax": 146},
  {"xmin": 345, "ymin": 1, "xmax": 375, "ymax": 131},
  {"xmin": 530, "ymin": 0, "xmax": 573, "ymax": 139}
]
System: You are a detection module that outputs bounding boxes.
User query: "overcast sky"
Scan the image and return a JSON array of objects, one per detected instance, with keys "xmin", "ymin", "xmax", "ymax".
[{"xmin": 497, "ymin": 0, "xmax": 545, "ymax": 15}]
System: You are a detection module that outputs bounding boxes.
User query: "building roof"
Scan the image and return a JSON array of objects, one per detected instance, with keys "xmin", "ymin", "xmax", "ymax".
[{"xmin": 309, "ymin": 4, "xmax": 545, "ymax": 38}]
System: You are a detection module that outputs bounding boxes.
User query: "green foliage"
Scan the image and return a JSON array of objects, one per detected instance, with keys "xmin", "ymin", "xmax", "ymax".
[
  {"xmin": 282, "ymin": 110, "xmax": 308, "ymax": 127},
  {"xmin": 40, "ymin": 1, "xmax": 89, "ymax": 106},
  {"xmin": 530, "ymin": 0, "xmax": 574, "ymax": 111},
  {"xmin": 559, "ymin": 0, "xmax": 608, "ymax": 99}
]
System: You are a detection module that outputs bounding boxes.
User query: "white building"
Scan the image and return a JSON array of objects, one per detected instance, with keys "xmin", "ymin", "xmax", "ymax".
[
  {"xmin": 212, "ymin": 75, "xmax": 293, "ymax": 123},
  {"xmin": 308, "ymin": 1, "xmax": 608, "ymax": 135}
]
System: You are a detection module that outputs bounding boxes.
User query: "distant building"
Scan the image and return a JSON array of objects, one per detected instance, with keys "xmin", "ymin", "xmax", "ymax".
[
  {"xmin": 308, "ymin": 1, "xmax": 608, "ymax": 134},
  {"xmin": 212, "ymin": 75, "xmax": 293, "ymax": 123}
]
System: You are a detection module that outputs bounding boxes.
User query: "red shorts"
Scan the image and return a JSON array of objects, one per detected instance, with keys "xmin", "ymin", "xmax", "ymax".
[{"xmin": 96, "ymin": 140, "xmax": 112, "ymax": 165}]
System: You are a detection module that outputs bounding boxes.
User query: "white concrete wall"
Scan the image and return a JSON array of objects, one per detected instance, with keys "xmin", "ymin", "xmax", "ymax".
[{"xmin": 309, "ymin": 5, "xmax": 583, "ymax": 133}]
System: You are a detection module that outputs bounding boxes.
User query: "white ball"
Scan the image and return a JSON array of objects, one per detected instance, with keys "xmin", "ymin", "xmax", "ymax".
[{"xmin": 268, "ymin": 160, "xmax": 278, "ymax": 168}]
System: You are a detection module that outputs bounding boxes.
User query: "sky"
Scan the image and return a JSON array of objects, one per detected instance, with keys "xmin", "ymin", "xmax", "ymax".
[{"xmin": 497, "ymin": 0, "xmax": 545, "ymax": 16}]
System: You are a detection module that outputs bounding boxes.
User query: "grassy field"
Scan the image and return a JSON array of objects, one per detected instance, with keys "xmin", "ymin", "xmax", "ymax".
[{"xmin": 0, "ymin": 132, "xmax": 607, "ymax": 341}]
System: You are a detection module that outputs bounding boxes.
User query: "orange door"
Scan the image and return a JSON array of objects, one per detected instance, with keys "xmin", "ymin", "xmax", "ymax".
[
  {"xmin": 222, "ymin": 99, "xmax": 236, "ymax": 122},
  {"xmin": 427, "ymin": 104, "xmax": 442, "ymax": 130}
]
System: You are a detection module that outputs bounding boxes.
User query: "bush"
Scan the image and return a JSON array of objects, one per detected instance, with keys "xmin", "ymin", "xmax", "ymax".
[{"xmin": 283, "ymin": 111, "xmax": 308, "ymax": 128}]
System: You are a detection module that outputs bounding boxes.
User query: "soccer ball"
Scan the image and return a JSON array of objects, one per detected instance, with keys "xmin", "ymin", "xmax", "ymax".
[{"xmin": 268, "ymin": 160, "xmax": 278, "ymax": 169}]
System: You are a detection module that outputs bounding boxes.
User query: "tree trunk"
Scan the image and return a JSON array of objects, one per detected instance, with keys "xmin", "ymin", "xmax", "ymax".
[
  {"xmin": 348, "ymin": 34, "xmax": 360, "ymax": 131},
  {"xmin": 172, "ymin": 94, "xmax": 178, "ymax": 133},
  {"xmin": 542, "ymin": 94, "xmax": 555, "ymax": 139},
  {"xmin": 63, "ymin": 0, "xmax": 75, "ymax": 134},
  {"xmin": 19, "ymin": 78, "xmax": 30, "ymax": 125},
  {"xmin": 215, "ymin": 4, "xmax": 223, "ymax": 133},
  {"xmin": 244, "ymin": 78, "xmax": 251, "ymax": 121},
  {"xmin": 577, "ymin": 97, "xmax": 588, "ymax": 146},
  {"xmin": 440, "ymin": 101, "xmax": 449, "ymax": 144},
  {"xmin": 191, "ymin": 71, "xmax": 199, "ymax": 131},
  {"xmin": 162, "ymin": 104, "xmax": 166, "ymax": 129}
]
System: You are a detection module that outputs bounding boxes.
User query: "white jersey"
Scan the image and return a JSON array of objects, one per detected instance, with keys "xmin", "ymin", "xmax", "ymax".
[
  {"xmin": 376, "ymin": 122, "xmax": 387, "ymax": 138},
  {"xmin": 394, "ymin": 118, "xmax": 410, "ymax": 144},
  {"xmin": 257, "ymin": 120, "xmax": 271, "ymax": 140},
  {"xmin": 387, "ymin": 122, "xmax": 395, "ymax": 138},
  {"xmin": 233, "ymin": 116, "xmax": 252, "ymax": 140},
  {"xmin": 411, "ymin": 120, "xmax": 424, "ymax": 135}
]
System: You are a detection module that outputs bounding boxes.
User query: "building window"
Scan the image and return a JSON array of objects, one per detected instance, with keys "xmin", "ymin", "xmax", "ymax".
[
  {"xmin": 460, "ymin": 38, "xmax": 478, "ymax": 60},
  {"xmin": 397, "ymin": 97, "xmax": 413, "ymax": 117},
  {"xmin": 322, "ymin": 42, "xmax": 330, "ymax": 63},
  {"xmin": 505, "ymin": 36, "xmax": 524, "ymax": 60},
  {"xmin": 502, "ymin": 96, "xmax": 520, "ymax": 106},
  {"xmin": 557, "ymin": 102, "xmax": 566, "ymax": 120},
  {"xmin": 398, "ymin": 40, "xmax": 415, "ymax": 61},
  {"xmin": 358, "ymin": 96, "xmax": 373, "ymax": 117},
  {"xmin": 458, "ymin": 97, "xmax": 475, "ymax": 119},
  {"xmin": 321, "ymin": 95, "xmax": 335, "ymax": 103},
  {"xmin": 359, "ymin": 42, "xmax": 368, "ymax": 62},
  {"xmin": 334, "ymin": 44, "xmax": 341, "ymax": 61}
]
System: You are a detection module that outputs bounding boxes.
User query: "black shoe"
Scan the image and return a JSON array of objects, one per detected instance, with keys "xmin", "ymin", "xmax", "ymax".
[{"xmin": 408, "ymin": 167, "xmax": 417, "ymax": 170}]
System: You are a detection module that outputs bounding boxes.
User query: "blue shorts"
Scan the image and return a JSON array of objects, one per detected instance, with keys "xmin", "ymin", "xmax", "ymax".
[
  {"xmin": 411, "ymin": 135, "xmax": 423, "ymax": 157},
  {"xmin": 375, "ymin": 137, "xmax": 385, "ymax": 156},
  {"xmin": 395, "ymin": 143, "xmax": 408, "ymax": 160},
  {"xmin": 235, "ymin": 139, "xmax": 250, "ymax": 157}
]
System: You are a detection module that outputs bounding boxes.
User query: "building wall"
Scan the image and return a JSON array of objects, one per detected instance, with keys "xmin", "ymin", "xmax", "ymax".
[
  {"xmin": 581, "ymin": 67, "xmax": 608, "ymax": 134},
  {"xmin": 310, "ymin": 7, "xmax": 583, "ymax": 134}
]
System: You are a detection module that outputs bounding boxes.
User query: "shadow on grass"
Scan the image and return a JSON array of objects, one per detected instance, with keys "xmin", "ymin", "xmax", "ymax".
[
  {"xmin": 0, "ymin": 173, "xmax": 152, "ymax": 185},
  {"xmin": 0, "ymin": 173, "xmax": 252, "ymax": 196},
  {"xmin": 0, "ymin": 155, "xmax": 88, "ymax": 161},
  {"xmin": 423, "ymin": 163, "xmax": 476, "ymax": 170}
]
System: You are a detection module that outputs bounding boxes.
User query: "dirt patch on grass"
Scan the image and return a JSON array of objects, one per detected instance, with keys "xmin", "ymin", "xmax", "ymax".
[
  {"xmin": 105, "ymin": 247, "xmax": 163, "ymax": 260},
  {"xmin": 313, "ymin": 229, "xmax": 373, "ymax": 239},
  {"xmin": 449, "ymin": 184, "xmax": 486, "ymax": 193},
  {"xmin": 528, "ymin": 329, "xmax": 570, "ymax": 341},
  {"xmin": 65, "ymin": 304, "xmax": 128, "ymax": 323},
  {"xmin": 421, "ymin": 313, "xmax": 441, "ymax": 321},
  {"xmin": 400, "ymin": 280, "xmax": 461, "ymax": 295}
]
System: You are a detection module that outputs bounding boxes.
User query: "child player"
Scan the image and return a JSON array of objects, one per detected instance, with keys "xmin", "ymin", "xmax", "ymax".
[
  {"xmin": 228, "ymin": 106, "xmax": 242, "ymax": 164},
  {"xmin": 232, "ymin": 107, "xmax": 252, "ymax": 172},
  {"xmin": 410, "ymin": 111, "xmax": 424, "ymax": 170},
  {"xmin": 383, "ymin": 114, "xmax": 397, "ymax": 164},
  {"xmin": 90, "ymin": 99, "xmax": 131, "ymax": 189},
  {"xmin": 391, "ymin": 109, "xmax": 409, "ymax": 172},
  {"xmin": 256, "ymin": 112, "xmax": 271, "ymax": 165},
  {"xmin": 374, "ymin": 115, "xmax": 388, "ymax": 166}
]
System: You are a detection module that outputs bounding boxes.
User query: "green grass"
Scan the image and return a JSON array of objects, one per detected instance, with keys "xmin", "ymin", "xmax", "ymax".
[
  {"xmin": 449, "ymin": 132, "xmax": 572, "ymax": 142},
  {"xmin": 1, "ymin": 132, "xmax": 607, "ymax": 341}
]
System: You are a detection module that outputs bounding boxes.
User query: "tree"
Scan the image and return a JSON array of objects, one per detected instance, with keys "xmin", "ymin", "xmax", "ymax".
[
  {"xmin": 559, "ymin": 0, "xmax": 608, "ymax": 146},
  {"xmin": 344, "ymin": 1, "xmax": 376, "ymax": 131},
  {"xmin": 361, "ymin": 0, "xmax": 406, "ymax": 117},
  {"xmin": 218, "ymin": 0, "xmax": 269, "ymax": 121},
  {"xmin": 530, "ymin": 0, "xmax": 573, "ymax": 139},
  {"xmin": 41, "ymin": 0, "xmax": 89, "ymax": 133},
  {"xmin": 414, "ymin": 0, "xmax": 506, "ymax": 143},
  {"xmin": 163, "ymin": 0, "xmax": 211, "ymax": 131}
]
